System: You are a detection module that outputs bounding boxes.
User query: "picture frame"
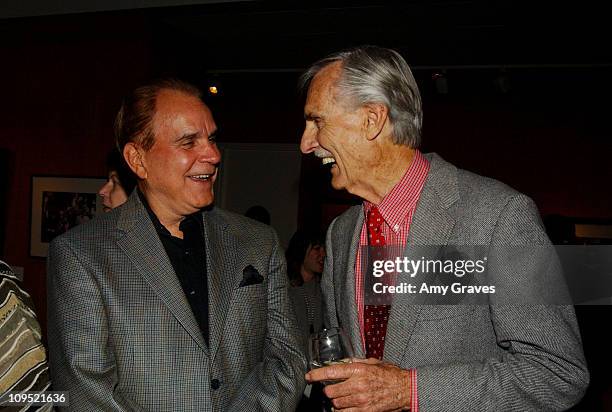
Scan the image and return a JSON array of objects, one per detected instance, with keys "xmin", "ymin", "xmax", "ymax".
[{"xmin": 30, "ymin": 176, "xmax": 106, "ymax": 257}]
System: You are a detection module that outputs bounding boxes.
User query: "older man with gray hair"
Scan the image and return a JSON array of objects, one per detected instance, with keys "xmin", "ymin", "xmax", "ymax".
[{"xmin": 301, "ymin": 46, "xmax": 588, "ymax": 411}]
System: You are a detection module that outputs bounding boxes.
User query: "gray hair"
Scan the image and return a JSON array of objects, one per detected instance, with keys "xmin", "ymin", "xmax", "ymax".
[{"xmin": 300, "ymin": 46, "xmax": 422, "ymax": 148}]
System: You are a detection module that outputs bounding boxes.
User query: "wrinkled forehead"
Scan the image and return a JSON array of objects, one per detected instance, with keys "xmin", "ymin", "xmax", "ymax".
[
  {"xmin": 154, "ymin": 89, "xmax": 210, "ymax": 119},
  {"xmin": 307, "ymin": 61, "xmax": 344, "ymax": 104},
  {"xmin": 152, "ymin": 89, "xmax": 216, "ymax": 137},
  {"xmin": 304, "ymin": 62, "xmax": 354, "ymax": 115}
]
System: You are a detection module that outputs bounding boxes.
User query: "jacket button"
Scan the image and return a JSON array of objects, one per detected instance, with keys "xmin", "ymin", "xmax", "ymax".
[{"xmin": 211, "ymin": 379, "xmax": 220, "ymax": 390}]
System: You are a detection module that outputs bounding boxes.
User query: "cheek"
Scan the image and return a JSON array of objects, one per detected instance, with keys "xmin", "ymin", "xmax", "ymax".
[
  {"xmin": 308, "ymin": 251, "xmax": 319, "ymax": 263},
  {"xmin": 110, "ymin": 187, "xmax": 126, "ymax": 203},
  {"xmin": 170, "ymin": 151, "xmax": 198, "ymax": 177},
  {"xmin": 320, "ymin": 127, "xmax": 338, "ymax": 145},
  {"xmin": 147, "ymin": 148, "xmax": 193, "ymax": 177}
]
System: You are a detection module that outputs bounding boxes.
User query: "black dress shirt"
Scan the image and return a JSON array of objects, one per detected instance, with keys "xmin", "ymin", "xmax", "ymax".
[{"xmin": 139, "ymin": 191, "xmax": 209, "ymax": 346}]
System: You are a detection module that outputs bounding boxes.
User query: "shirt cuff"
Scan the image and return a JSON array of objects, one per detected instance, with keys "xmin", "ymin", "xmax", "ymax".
[{"xmin": 409, "ymin": 368, "xmax": 418, "ymax": 412}]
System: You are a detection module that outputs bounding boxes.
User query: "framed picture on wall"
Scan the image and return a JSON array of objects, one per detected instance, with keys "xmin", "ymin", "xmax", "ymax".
[{"xmin": 30, "ymin": 176, "xmax": 106, "ymax": 257}]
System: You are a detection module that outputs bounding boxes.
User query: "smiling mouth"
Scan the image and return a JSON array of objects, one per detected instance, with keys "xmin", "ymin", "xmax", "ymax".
[
  {"xmin": 188, "ymin": 170, "xmax": 216, "ymax": 181},
  {"xmin": 321, "ymin": 157, "xmax": 336, "ymax": 166}
]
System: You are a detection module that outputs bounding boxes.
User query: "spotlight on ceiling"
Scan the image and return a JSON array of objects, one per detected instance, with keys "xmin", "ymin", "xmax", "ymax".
[{"xmin": 206, "ymin": 78, "xmax": 222, "ymax": 97}]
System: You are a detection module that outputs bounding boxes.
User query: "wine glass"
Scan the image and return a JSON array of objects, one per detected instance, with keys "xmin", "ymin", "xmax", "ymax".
[
  {"xmin": 308, "ymin": 328, "xmax": 354, "ymax": 411},
  {"xmin": 308, "ymin": 327, "xmax": 354, "ymax": 384}
]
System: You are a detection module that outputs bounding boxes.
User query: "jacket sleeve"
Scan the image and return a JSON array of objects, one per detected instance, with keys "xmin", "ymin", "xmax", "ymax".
[
  {"xmin": 321, "ymin": 217, "xmax": 340, "ymax": 330},
  {"xmin": 47, "ymin": 236, "xmax": 142, "ymax": 411},
  {"xmin": 415, "ymin": 194, "xmax": 589, "ymax": 411},
  {"xmin": 226, "ymin": 229, "xmax": 307, "ymax": 411}
]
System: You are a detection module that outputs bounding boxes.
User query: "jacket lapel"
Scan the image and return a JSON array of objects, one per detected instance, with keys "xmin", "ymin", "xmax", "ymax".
[
  {"xmin": 202, "ymin": 208, "xmax": 239, "ymax": 362},
  {"xmin": 116, "ymin": 193, "xmax": 209, "ymax": 355},
  {"xmin": 384, "ymin": 154, "xmax": 458, "ymax": 365},
  {"xmin": 335, "ymin": 206, "xmax": 366, "ymax": 358}
]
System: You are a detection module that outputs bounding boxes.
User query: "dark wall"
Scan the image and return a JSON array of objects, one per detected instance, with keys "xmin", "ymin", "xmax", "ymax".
[
  {"xmin": 3, "ymin": 15, "xmax": 611, "ymax": 326},
  {"xmin": 298, "ymin": 69, "xmax": 612, "ymax": 231},
  {"xmin": 1, "ymin": 6, "xmax": 611, "ymax": 410},
  {"xmin": 0, "ymin": 149, "xmax": 12, "ymax": 254},
  {"xmin": 0, "ymin": 14, "xmax": 154, "ymax": 333}
]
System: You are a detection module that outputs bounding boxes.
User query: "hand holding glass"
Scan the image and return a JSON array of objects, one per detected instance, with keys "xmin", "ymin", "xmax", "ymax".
[{"xmin": 308, "ymin": 327, "xmax": 354, "ymax": 385}]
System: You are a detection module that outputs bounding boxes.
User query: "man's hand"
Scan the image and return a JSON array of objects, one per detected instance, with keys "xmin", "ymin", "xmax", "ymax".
[{"xmin": 305, "ymin": 358, "xmax": 411, "ymax": 411}]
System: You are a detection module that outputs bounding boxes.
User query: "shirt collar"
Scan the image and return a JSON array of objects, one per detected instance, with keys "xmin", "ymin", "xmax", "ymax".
[
  {"xmin": 363, "ymin": 150, "xmax": 430, "ymax": 229},
  {"xmin": 138, "ymin": 189, "xmax": 203, "ymax": 238}
]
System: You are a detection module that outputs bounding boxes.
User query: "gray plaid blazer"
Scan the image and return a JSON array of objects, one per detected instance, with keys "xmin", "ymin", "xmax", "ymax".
[
  {"xmin": 47, "ymin": 192, "xmax": 306, "ymax": 411},
  {"xmin": 322, "ymin": 153, "xmax": 589, "ymax": 411}
]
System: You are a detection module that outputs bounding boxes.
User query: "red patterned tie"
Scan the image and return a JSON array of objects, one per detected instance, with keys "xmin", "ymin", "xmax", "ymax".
[{"xmin": 364, "ymin": 206, "xmax": 391, "ymax": 359}]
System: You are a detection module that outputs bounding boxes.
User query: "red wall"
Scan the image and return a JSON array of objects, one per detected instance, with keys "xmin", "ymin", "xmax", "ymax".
[
  {"xmin": 1, "ymin": 15, "xmax": 611, "ymax": 337},
  {"xmin": 0, "ymin": 15, "xmax": 153, "ymax": 335}
]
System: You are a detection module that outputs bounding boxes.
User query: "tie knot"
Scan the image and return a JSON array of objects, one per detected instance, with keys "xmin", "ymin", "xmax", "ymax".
[
  {"xmin": 367, "ymin": 206, "xmax": 383, "ymax": 226},
  {"xmin": 366, "ymin": 206, "xmax": 385, "ymax": 246}
]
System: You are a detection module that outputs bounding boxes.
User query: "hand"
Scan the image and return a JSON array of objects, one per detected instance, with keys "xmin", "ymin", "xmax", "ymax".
[{"xmin": 305, "ymin": 358, "xmax": 411, "ymax": 411}]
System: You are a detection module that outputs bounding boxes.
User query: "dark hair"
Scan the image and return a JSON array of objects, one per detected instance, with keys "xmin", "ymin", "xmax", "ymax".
[
  {"xmin": 114, "ymin": 78, "xmax": 202, "ymax": 152},
  {"xmin": 106, "ymin": 149, "xmax": 137, "ymax": 194},
  {"xmin": 285, "ymin": 229, "xmax": 324, "ymax": 286}
]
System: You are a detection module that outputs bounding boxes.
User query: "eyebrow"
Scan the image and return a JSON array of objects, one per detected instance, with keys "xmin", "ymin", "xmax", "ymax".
[
  {"xmin": 176, "ymin": 132, "xmax": 198, "ymax": 143},
  {"xmin": 304, "ymin": 113, "xmax": 320, "ymax": 121},
  {"xmin": 176, "ymin": 127, "xmax": 219, "ymax": 143}
]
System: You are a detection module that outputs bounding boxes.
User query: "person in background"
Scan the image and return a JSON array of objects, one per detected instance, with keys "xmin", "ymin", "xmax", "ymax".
[
  {"xmin": 0, "ymin": 260, "xmax": 52, "ymax": 411},
  {"xmin": 285, "ymin": 230, "xmax": 326, "ymax": 412},
  {"xmin": 97, "ymin": 149, "xmax": 136, "ymax": 212},
  {"xmin": 286, "ymin": 229, "xmax": 325, "ymax": 339}
]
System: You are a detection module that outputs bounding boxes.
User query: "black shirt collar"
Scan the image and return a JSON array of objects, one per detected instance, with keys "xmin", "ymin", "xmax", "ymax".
[{"xmin": 138, "ymin": 189, "xmax": 203, "ymax": 239}]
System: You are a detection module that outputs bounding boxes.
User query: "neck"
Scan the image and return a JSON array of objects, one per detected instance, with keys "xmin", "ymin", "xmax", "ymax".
[
  {"xmin": 300, "ymin": 265, "xmax": 316, "ymax": 283},
  {"xmin": 140, "ymin": 186, "xmax": 185, "ymax": 238},
  {"xmin": 350, "ymin": 145, "xmax": 416, "ymax": 205}
]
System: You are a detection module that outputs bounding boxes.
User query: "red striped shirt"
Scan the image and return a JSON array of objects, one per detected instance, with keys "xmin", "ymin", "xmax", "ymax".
[{"xmin": 354, "ymin": 149, "xmax": 429, "ymax": 411}]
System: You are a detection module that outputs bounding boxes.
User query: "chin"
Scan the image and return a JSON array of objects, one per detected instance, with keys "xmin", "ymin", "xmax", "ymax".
[
  {"xmin": 196, "ymin": 196, "xmax": 215, "ymax": 209},
  {"xmin": 330, "ymin": 179, "xmax": 347, "ymax": 191},
  {"xmin": 187, "ymin": 190, "xmax": 214, "ymax": 207}
]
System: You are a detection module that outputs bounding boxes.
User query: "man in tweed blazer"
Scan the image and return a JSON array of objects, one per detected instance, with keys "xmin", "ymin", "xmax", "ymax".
[
  {"xmin": 47, "ymin": 79, "xmax": 306, "ymax": 411},
  {"xmin": 300, "ymin": 46, "xmax": 589, "ymax": 411}
]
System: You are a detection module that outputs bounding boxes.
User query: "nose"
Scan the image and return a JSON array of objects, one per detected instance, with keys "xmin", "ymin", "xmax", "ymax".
[
  {"xmin": 300, "ymin": 124, "xmax": 319, "ymax": 154},
  {"xmin": 98, "ymin": 180, "xmax": 112, "ymax": 197},
  {"xmin": 198, "ymin": 140, "xmax": 222, "ymax": 165}
]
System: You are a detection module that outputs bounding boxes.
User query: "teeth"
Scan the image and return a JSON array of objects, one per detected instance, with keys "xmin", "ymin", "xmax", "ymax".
[
  {"xmin": 322, "ymin": 157, "xmax": 336, "ymax": 165},
  {"xmin": 191, "ymin": 174, "xmax": 211, "ymax": 180}
]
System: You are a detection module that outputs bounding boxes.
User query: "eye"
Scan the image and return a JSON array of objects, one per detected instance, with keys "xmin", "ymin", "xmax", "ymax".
[
  {"xmin": 208, "ymin": 134, "xmax": 218, "ymax": 144},
  {"xmin": 181, "ymin": 139, "xmax": 196, "ymax": 148}
]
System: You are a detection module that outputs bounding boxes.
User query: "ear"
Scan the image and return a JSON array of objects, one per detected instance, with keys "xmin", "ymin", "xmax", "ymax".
[
  {"xmin": 123, "ymin": 143, "xmax": 147, "ymax": 179},
  {"xmin": 364, "ymin": 103, "xmax": 389, "ymax": 141}
]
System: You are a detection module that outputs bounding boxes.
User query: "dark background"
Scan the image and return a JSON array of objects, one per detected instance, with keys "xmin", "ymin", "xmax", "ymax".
[{"xmin": 1, "ymin": 1, "xmax": 611, "ymax": 409}]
